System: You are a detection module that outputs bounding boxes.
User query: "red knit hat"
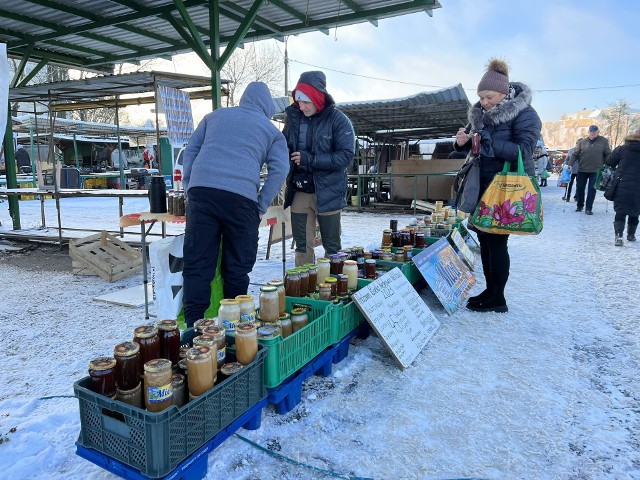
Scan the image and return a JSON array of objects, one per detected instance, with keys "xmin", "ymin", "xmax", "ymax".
[{"xmin": 293, "ymin": 82, "xmax": 326, "ymax": 111}]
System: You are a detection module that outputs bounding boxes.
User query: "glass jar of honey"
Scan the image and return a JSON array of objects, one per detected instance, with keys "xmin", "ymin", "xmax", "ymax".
[
  {"xmin": 318, "ymin": 283, "xmax": 332, "ymax": 301},
  {"xmin": 218, "ymin": 299, "xmax": 241, "ymax": 336},
  {"xmin": 324, "ymin": 277, "xmax": 337, "ymax": 299},
  {"xmin": 235, "ymin": 294, "xmax": 256, "ymax": 323},
  {"xmin": 336, "ymin": 274, "xmax": 349, "ymax": 297},
  {"xmin": 235, "ymin": 322, "xmax": 258, "ymax": 366},
  {"xmin": 365, "ymin": 259, "xmax": 377, "ymax": 279},
  {"xmin": 403, "ymin": 245, "xmax": 414, "ymax": 261},
  {"xmin": 381, "ymin": 228, "xmax": 392, "ymax": 247},
  {"xmin": 113, "ymin": 341, "xmax": 140, "ymax": 391},
  {"xmin": 89, "ymin": 356, "xmax": 117, "ymax": 398},
  {"xmin": 157, "ymin": 319, "xmax": 180, "ymax": 366},
  {"xmin": 284, "ymin": 269, "xmax": 301, "ymax": 297},
  {"xmin": 342, "ymin": 260, "xmax": 358, "ymax": 290},
  {"xmin": 279, "ymin": 312, "xmax": 292, "ymax": 338},
  {"xmin": 202, "ymin": 325, "xmax": 226, "ymax": 369},
  {"xmin": 304, "ymin": 264, "xmax": 318, "ymax": 293},
  {"xmin": 329, "ymin": 254, "xmax": 343, "ymax": 274},
  {"xmin": 297, "ymin": 267, "xmax": 309, "ymax": 297},
  {"xmin": 133, "ymin": 325, "xmax": 160, "ymax": 368},
  {"xmin": 415, "ymin": 232, "xmax": 426, "ymax": 248},
  {"xmin": 267, "ymin": 279, "xmax": 286, "ymax": 316},
  {"xmin": 291, "ymin": 307, "xmax": 309, "ymax": 333},
  {"xmin": 143, "ymin": 358, "xmax": 173, "ymax": 412},
  {"xmin": 172, "ymin": 373, "xmax": 186, "ymax": 408},
  {"xmin": 193, "ymin": 334, "xmax": 218, "ymax": 373},
  {"xmin": 259, "ymin": 285, "xmax": 279, "ymax": 323},
  {"xmin": 186, "ymin": 346, "xmax": 215, "ymax": 397},
  {"xmin": 219, "ymin": 362, "xmax": 243, "ymax": 382},
  {"xmin": 257, "ymin": 324, "xmax": 280, "ymax": 339},
  {"xmin": 116, "ymin": 383, "xmax": 142, "ymax": 408},
  {"xmin": 194, "ymin": 318, "xmax": 218, "ymax": 333},
  {"xmin": 316, "ymin": 258, "xmax": 330, "ymax": 285}
]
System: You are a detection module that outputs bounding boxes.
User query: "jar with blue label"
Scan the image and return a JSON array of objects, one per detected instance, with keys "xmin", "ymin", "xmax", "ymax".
[
  {"xmin": 235, "ymin": 294, "xmax": 256, "ymax": 323},
  {"xmin": 218, "ymin": 299, "xmax": 241, "ymax": 336},
  {"xmin": 143, "ymin": 358, "xmax": 173, "ymax": 412}
]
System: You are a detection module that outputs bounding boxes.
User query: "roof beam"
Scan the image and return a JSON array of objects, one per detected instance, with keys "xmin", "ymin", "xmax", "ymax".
[
  {"xmin": 219, "ymin": 0, "xmax": 266, "ymax": 68},
  {"xmin": 267, "ymin": 0, "xmax": 330, "ymax": 35},
  {"xmin": 163, "ymin": 11, "xmax": 213, "ymax": 70},
  {"xmin": 220, "ymin": 1, "xmax": 282, "ymax": 34},
  {"xmin": 340, "ymin": 0, "xmax": 378, "ymax": 26}
]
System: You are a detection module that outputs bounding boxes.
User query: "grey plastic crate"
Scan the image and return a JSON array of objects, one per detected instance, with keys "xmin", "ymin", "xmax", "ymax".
[{"xmin": 74, "ymin": 345, "xmax": 266, "ymax": 478}]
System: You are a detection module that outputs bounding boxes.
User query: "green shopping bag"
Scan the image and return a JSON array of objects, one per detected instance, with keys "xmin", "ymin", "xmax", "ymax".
[{"xmin": 469, "ymin": 147, "xmax": 543, "ymax": 235}]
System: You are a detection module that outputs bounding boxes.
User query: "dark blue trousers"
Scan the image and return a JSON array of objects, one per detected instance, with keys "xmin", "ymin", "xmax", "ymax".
[
  {"xmin": 183, "ymin": 187, "xmax": 260, "ymax": 327},
  {"xmin": 576, "ymin": 171, "xmax": 597, "ymax": 211}
]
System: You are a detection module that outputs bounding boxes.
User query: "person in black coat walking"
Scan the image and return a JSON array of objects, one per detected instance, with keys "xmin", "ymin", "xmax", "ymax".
[
  {"xmin": 454, "ymin": 58, "xmax": 541, "ymax": 313},
  {"xmin": 605, "ymin": 129, "xmax": 640, "ymax": 246}
]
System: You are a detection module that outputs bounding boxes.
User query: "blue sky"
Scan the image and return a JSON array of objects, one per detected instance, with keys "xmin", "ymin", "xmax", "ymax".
[{"xmin": 282, "ymin": 0, "xmax": 640, "ymax": 123}]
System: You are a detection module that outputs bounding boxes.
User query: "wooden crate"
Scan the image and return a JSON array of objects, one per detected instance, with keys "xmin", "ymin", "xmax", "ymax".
[{"xmin": 70, "ymin": 231, "xmax": 142, "ymax": 281}]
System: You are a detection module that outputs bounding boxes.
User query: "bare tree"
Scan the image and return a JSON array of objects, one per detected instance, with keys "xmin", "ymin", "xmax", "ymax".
[
  {"xmin": 221, "ymin": 42, "xmax": 284, "ymax": 106},
  {"xmin": 599, "ymin": 99, "xmax": 640, "ymax": 147}
]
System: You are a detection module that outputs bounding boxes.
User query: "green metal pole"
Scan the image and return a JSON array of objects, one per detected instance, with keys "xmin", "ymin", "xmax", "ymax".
[
  {"xmin": 4, "ymin": 108, "xmax": 21, "ymax": 229},
  {"xmin": 210, "ymin": 0, "xmax": 222, "ymax": 110},
  {"xmin": 73, "ymin": 133, "xmax": 80, "ymax": 168}
]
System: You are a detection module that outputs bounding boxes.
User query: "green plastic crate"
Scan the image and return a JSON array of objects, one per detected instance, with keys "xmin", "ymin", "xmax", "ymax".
[
  {"xmin": 258, "ymin": 297, "xmax": 333, "ymax": 388},
  {"xmin": 74, "ymin": 344, "xmax": 266, "ymax": 478},
  {"xmin": 328, "ymin": 278, "xmax": 370, "ymax": 343},
  {"xmin": 375, "ymin": 258, "xmax": 422, "ymax": 285}
]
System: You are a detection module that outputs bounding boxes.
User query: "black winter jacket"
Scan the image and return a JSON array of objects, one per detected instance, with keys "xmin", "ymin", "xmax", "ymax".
[
  {"xmin": 283, "ymin": 100, "xmax": 355, "ymax": 213},
  {"xmin": 606, "ymin": 133, "xmax": 640, "ymax": 216},
  {"xmin": 454, "ymin": 82, "xmax": 542, "ymax": 192}
]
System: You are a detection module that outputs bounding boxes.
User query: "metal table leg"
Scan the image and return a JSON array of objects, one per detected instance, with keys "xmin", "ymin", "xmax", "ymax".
[{"xmin": 141, "ymin": 219, "xmax": 157, "ymax": 320}]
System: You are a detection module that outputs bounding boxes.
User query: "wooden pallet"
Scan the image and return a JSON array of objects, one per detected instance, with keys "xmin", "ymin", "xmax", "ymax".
[{"xmin": 69, "ymin": 231, "xmax": 142, "ymax": 282}]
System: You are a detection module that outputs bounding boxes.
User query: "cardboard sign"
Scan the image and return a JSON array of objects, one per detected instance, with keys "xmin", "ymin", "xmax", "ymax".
[
  {"xmin": 413, "ymin": 238, "xmax": 476, "ymax": 315},
  {"xmin": 448, "ymin": 228, "xmax": 476, "ymax": 270},
  {"xmin": 352, "ymin": 267, "xmax": 440, "ymax": 369}
]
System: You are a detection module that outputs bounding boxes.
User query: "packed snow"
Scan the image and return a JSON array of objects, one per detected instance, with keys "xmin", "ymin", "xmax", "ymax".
[{"xmin": 0, "ymin": 177, "xmax": 639, "ymax": 480}]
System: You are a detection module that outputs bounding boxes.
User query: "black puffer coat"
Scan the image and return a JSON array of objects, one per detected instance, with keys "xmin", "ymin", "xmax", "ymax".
[
  {"xmin": 606, "ymin": 133, "xmax": 640, "ymax": 216},
  {"xmin": 455, "ymin": 82, "xmax": 542, "ymax": 192},
  {"xmin": 283, "ymin": 73, "xmax": 355, "ymax": 213}
]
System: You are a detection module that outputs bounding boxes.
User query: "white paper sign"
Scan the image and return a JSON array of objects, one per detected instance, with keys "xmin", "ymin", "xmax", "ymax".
[{"xmin": 352, "ymin": 267, "xmax": 440, "ymax": 369}]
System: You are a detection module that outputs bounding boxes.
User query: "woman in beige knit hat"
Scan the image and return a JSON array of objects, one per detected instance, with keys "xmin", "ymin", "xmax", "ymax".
[{"xmin": 453, "ymin": 58, "xmax": 542, "ymax": 313}]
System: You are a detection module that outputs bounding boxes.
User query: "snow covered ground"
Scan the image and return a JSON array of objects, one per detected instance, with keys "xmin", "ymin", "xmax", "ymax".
[{"xmin": 1, "ymin": 178, "xmax": 639, "ymax": 480}]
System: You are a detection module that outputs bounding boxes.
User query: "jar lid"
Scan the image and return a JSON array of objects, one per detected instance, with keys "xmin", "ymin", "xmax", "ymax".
[
  {"xmin": 383, "ymin": 228, "xmax": 392, "ymax": 232},
  {"xmin": 134, "ymin": 325, "xmax": 158, "ymax": 339},
  {"xmin": 179, "ymin": 345, "xmax": 190, "ymax": 359},
  {"xmin": 279, "ymin": 312, "xmax": 291, "ymax": 320},
  {"xmin": 219, "ymin": 298, "xmax": 239, "ymax": 305},
  {"xmin": 235, "ymin": 294, "xmax": 254, "ymax": 302},
  {"xmin": 171, "ymin": 373, "xmax": 185, "ymax": 387},
  {"xmin": 343, "ymin": 260, "xmax": 357, "ymax": 266},
  {"xmin": 297, "ymin": 266, "xmax": 308, "ymax": 272},
  {"xmin": 324, "ymin": 277, "xmax": 337, "ymax": 283},
  {"xmin": 193, "ymin": 334, "xmax": 216, "ymax": 347},
  {"xmin": 257, "ymin": 325, "xmax": 279, "ymax": 337},
  {"xmin": 194, "ymin": 318, "xmax": 218, "ymax": 331},
  {"xmin": 220, "ymin": 362, "xmax": 244, "ymax": 376},
  {"xmin": 143, "ymin": 358, "xmax": 172, "ymax": 373},
  {"xmin": 202, "ymin": 325, "xmax": 225, "ymax": 338},
  {"xmin": 157, "ymin": 319, "xmax": 178, "ymax": 331},
  {"xmin": 260, "ymin": 285, "xmax": 277, "ymax": 292},
  {"xmin": 177, "ymin": 358, "xmax": 188, "ymax": 371},
  {"xmin": 267, "ymin": 279, "xmax": 284, "ymax": 287},
  {"xmin": 291, "ymin": 307, "xmax": 308, "ymax": 315},
  {"xmin": 89, "ymin": 356, "xmax": 116, "ymax": 371},
  {"xmin": 365, "ymin": 259, "xmax": 376, "ymax": 264},
  {"xmin": 236, "ymin": 322, "xmax": 256, "ymax": 333},
  {"xmin": 186, "ymin": 345, "xmax": 211, "ymax": 361},
  {"xmin": 113, "ymin": 341, "xmax": 139, "ymax": 357},
  {"xmin": 317, "ymin": 258, "xmax": 330, "ymax": 263},
  {"xmin": 403, "ymin": 246, "xmax": 413, "ymax": 251},
  {"xmin": 318, "ymin": 283, "xmax": 330, "ymax": 289},
  {"xmin": 285, "ymin": 269, "xmax": 299, "ymax": 275}
]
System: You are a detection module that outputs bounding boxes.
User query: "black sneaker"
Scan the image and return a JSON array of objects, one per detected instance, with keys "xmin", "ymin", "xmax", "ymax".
[
  {"xmin": 575, "ymin": 207, "xmax": 583, "ymax": 212},
  {"xmin": 585, "ymin": 210, "xmax": 593, "ymax": 215}
]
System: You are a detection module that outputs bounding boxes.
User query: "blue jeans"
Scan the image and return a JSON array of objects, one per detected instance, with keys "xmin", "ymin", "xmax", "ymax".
[
  {"xmin": 576, "ymin": 171, "xmax": 597, "ymax": 211},
  {"xmin": 182, "ymin": 187, "xmax": 260, "ymax": 327}
]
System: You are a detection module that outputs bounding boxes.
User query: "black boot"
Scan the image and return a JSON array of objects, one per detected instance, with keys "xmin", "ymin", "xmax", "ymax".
[
  {"xmin": 628, "ymin": 222, "xmax": 638, "ymax": 242},
  {"xmin": 614, "ymin": 221, "xmax": 625, "ymax": 246},
  {"xmin": 466, "ymin": 292, "xmax": 508, "ymax": 313},
  {"xmin": 467, "ymin": 288, "xmax": 492, "ymax": 307}
]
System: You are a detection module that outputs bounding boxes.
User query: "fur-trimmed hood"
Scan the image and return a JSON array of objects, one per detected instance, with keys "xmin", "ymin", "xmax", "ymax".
[
  {"xmin": 468, "ymin": 82, "xmax": 533, "ymax": 131},
  {"xmin": 624, "ymin": 132, "xmax": 640, "ymax": 143}
]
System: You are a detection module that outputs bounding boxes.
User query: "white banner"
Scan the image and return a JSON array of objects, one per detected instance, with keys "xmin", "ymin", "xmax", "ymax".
[{"xmin": 0, "ymin": 43, "xmax": 9, "ymax": 139}]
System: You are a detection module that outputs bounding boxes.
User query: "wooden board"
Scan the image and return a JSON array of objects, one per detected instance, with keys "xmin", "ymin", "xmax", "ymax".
[
  {"xmin": 412, "ymin": 238, "xmax": 476, "ymax": 315},
  {"xmin": 93, "ymin": 284, "xmax": 152, "ymax": 307},
  {"xmin": 352, "ymin": 267, "xmax": 440, "ymax": 369}
]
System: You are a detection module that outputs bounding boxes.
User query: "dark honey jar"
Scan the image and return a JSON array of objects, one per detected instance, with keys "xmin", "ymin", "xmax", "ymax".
[
  {"xmin": 133, "ymin": 325, "xmax": 160, "ymax": 369},
  {"xmin": 157, "ymin": 319, "xmax": 180, "ymax": 365},
  {"xmin": 113, "ymin": 341, "xmax": 140, "ymax": 391},
  {"xmin": 88, "ymin": 356, "xmax": 117, "ymax": 398}
]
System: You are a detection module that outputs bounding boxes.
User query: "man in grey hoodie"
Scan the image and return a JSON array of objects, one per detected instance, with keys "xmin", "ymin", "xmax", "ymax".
[{"xmin": 182, "ymin": 82, "xmax": 289, "ymax": 328}]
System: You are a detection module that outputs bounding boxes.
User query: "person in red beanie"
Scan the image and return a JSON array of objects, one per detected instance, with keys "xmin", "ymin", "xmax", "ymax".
[{"xmin": 283, "ymin": 71, "xmax": 355, "ymax": 266}]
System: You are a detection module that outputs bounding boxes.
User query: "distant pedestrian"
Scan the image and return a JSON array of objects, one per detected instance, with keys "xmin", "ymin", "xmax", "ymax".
[
  {"xmin": 605, "ymin": 128, "xmax": 640, "ymax": 246},
  {"xmin": 534, "ymin": 140, "xmax": 549, "ymax": 187},
  {"xmin": 562, "ymin": 148, "xmax": 578, "ymax": 201},
  {"xmin": 568, "ymin": 125, "xmax": 611, "ymax": 214}
]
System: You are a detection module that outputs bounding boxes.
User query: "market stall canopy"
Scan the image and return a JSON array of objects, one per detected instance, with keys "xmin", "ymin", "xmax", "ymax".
[
  {"xmin": 1, "ymin": 1, "xmax": 442, "ymax": 73},
  {"xmin": 274, "ymin": 84, "xmax": 470, "ymax": 142},
  {"xmin": 9, "ymin": 71, "xmax": 228, "ymax": 111}
]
